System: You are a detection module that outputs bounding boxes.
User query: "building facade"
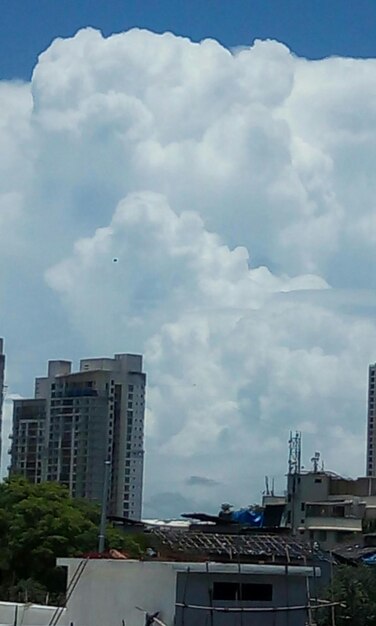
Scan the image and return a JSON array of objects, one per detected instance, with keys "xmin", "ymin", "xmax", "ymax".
[
  {"xmin": 10, "ymin": 353, "xmax": 146, "ymax": 519},
  {"xmin": 0, "ymin": 338, "xmax": 5, "ymax": 467},
  {"xmin": 11, "ymin": 398, "xmax": 46, "ymax": 484},
  {"xmin": 367, "ymin": 363, "xmax": 376, "ymax": 476},
  {"xmin": 284, "ymin": 469, "xmax": 376, "ymax": 548}
]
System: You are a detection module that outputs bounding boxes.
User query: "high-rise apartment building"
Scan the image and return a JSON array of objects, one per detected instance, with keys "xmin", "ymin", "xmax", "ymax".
[
  {"xmin": 367, "ymin": 364, "xmax": 376, "ymax": 476},
  {"xmin": 11, "ymin": 399, "xmax": 46, "ymax": 483},
  {"xmin": 0, "ymin": 339, "xmax": 5, "ymax": 466},
  {"xmin": 10, "ymin": 353, "xmax": 146, "ymax": 519}
]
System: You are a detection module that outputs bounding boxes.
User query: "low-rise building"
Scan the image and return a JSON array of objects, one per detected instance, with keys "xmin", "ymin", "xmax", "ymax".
[
  {"xmin": 285, "ymin": 470, "xmax": 376, "ymax": 548},
  {"xmin": 59, "ymin": 529, "xmax": 330, "ymax": 626}
]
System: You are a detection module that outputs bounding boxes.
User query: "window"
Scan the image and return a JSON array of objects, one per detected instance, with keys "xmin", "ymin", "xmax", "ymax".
[
  {"xmin": 212, "ymin": 583, "xmax": 273, "ymax": 602},
  {"xmin": 242, "ymin": 584, "xmax": 273, "ymax": 602},
  {"xmin": 212, "ymin": 583, "xmax": 237, "ymax": 601},
  {"xmin": 314, "ymin": 478, "xmax": 322, "ymax": 484},
  {"xmin": 332, "ymin": 506, "xmax": 345, "ymax": 518},
  {"xmin": 301, "ymin": 502, "xmax": 305, "ymax": 511}
]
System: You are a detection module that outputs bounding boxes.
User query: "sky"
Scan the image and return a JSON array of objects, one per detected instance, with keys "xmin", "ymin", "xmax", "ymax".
[
  {"xmin": 1, "ymin": 1, "xmax": 376, "ymax": 517},
  {"xmin": 2, "ymin": 1, "xmax": 376, "ymax": 80}
]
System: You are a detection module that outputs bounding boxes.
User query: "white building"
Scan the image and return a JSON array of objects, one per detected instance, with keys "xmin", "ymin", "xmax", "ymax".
[
  {"xmin": 10, "ymin": 353, "xmax": 146, "ymax": 519},
  {"xmin": 58, "ymin": 557, "xmax": 323, "ymax": 626}
]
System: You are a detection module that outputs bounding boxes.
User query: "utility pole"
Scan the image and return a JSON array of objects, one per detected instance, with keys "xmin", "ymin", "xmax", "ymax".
[{"xmin": 98, "ymin": 460, "xmax": 111, "ymax": 553}]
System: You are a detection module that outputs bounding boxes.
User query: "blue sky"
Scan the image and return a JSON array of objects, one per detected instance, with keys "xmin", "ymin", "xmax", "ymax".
[{"xmin": 2, "ymin": 0, "xmax": 376, "ymax": 80}]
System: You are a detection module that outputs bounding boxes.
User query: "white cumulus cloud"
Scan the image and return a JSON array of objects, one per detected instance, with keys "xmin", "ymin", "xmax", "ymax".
[{"xmin": 0, "ymin": 28, "xmax": 375, "ymax": 514}]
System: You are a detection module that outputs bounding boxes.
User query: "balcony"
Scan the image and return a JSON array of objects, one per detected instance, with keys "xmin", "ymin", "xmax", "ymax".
[{"xmin": 302, "ymin": 516, "xmax": 363, "ymax": 533}]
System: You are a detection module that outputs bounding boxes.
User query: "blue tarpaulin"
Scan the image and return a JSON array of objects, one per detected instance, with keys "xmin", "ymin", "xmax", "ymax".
[
  {"xmin": 362, "ymin": 553, "xmax": 376, "ymax": 564},
  {"xmin": 231, "ymin": 508, "xmax": 264, "ymax": 526}
]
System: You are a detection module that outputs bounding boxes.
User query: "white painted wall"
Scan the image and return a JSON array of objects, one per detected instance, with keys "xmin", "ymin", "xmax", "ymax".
[
  {"xmin": 0, "ymin": 601, "xmax": 67, "ymax": 626},
  {"xmin": 60, "ymin": 559, "xmax": 178, "ymax": 626}
]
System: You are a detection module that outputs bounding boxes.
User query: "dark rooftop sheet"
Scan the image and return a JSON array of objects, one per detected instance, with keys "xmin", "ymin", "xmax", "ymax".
[
  {"xmin": 150, "ymin": 529, "xmax": 323, "ymax": 562},
  {"xmin": 332, "ymin": 543, "xmax": 376, "ymax": 563}
]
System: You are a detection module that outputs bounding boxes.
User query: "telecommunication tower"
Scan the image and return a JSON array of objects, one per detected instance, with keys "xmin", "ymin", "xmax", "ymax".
[{"xmin": 288, "ymin": 431, "xmax": 302, "ymax": 475}]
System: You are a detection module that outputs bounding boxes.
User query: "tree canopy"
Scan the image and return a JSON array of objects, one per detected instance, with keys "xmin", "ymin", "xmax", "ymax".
[
  {"xmin": 318, "ymin": 564, "xmax": 376, "ymax": 626},
  {"xmin": 0, "ymin": 476, "xmax": 145, "ymax": 603}
]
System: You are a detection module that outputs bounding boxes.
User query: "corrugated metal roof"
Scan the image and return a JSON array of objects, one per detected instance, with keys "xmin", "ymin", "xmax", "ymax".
[{"xmin": 150, "ymin": 529, "xmax": 323, "ymax": 563}]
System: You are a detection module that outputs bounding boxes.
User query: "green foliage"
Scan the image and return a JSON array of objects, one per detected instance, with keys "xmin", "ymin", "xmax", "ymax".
[
  {"xmin": 318, "ymin": 564, "xmax": 376, "ymax": 626},
  {"xmin": 0, "ymin": 476, "xmax": 146, "ymax": 603}
]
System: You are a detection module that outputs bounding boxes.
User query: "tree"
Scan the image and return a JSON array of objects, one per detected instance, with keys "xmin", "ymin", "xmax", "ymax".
[
  {"xmin": 0, "ymin": 476, "xmax": 145, "ymax": 602},
  {"xmin": 318, "ymin": 564, "xmax": 376, "ymax": 626}
]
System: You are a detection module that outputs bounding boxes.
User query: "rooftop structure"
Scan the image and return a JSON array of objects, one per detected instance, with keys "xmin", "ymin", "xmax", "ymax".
[
  {"xmin": 332, "ymin": 533, "xmax": 376, "ymax": 565},
  {"xmin": 149, "ymin": 528, "xmax": 322, "ymax": 564},
  {"xmin": 59, "ymin": 529, "xmax": 330, "ymax": 626}
]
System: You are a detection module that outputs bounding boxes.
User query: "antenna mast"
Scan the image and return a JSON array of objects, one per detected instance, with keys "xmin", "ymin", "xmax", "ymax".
[
  {"xmin": 288, "ymin": 431, "xmax": 302, "ymax": 475},
  {"xmin": 311, "ymin": 451, "xmax": 321, "ymax": 473}
]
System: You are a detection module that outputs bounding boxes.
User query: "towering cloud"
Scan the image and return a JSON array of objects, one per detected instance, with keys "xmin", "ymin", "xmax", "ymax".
[{"xmin": 1, "ymin": 28, "xmax": 375, "ymax": 513}]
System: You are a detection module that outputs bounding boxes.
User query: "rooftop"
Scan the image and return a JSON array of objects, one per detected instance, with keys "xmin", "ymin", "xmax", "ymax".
[
  {"xmin": 332, "ymin": 535, "xmax": 376, "ymax": 564},
  {"xmin": 148, "ymin": 528, "xmax": 325, "ymax": 564}
]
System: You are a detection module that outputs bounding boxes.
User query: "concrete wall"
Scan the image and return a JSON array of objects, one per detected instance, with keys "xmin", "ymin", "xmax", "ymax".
[
  {"xmin": 60, "ymin": 559, "xmax": 321, "ymax": 626},
  {"xmin": 0, "ymin": 601, "xmax": 66, "ymax": 626},
  {"xmin": 61, "ymin": 559, "xmax": 177, "ymax": 626},
  {"xmin": 176, "ymin": 570, "xmax": 310, "ymax": 626}
]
